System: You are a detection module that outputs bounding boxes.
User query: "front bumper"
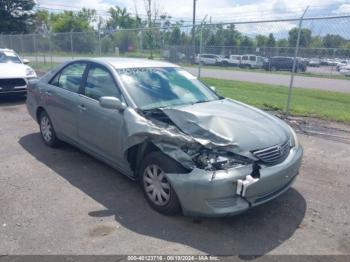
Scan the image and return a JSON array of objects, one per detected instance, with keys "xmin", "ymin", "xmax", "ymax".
[{"xmin": 165, "ymin": 146, "xmax": 303, "ymax": 217}]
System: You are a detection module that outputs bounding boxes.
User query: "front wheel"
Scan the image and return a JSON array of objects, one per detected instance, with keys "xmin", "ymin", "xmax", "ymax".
[
  {"xmin": 39, "ymin": 110, "xmax": 60, "ymax": 147},
  {"xmin": 139, "ymin": 151, "xmax": 186, "ymax": 215}
]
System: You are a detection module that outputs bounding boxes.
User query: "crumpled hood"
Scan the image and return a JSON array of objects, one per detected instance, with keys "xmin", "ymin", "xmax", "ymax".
[
  {"xmin": 161, "ymin": 99, "xmax": 290, "ymax": 152},
  {"xmin": 0, "ymin": 63, "xmax": 33, "ymax": 78}
]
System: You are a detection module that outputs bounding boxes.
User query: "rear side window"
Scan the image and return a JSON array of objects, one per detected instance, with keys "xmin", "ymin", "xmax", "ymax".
[{"xmin": 50, "ymin": 62, "xmax": 87, "ymax": 93}]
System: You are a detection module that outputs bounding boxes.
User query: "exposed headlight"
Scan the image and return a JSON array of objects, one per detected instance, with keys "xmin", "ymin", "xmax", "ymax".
[
  {"xmin": 25, "ymin": 68, "xmax": 37, "ymax": 78},
  {"xmin": 288, "ymin": 125, "xmax": 299, "ymax": 148},
  {"xmin": 193, "ymin": 150, "xmax": 251, "ymax": 171}
]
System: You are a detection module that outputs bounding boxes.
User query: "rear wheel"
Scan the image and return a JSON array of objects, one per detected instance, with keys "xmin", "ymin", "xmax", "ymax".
[
  {"xmin": 39, "ymin": 110, "xmax": 60, "ymax": 147},
  {"xmin": 139, "ymin": 151, "xmax": 186, "ymax": 215}
]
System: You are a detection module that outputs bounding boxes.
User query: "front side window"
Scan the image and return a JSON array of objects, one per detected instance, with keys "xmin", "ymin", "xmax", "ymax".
[
  {"xmin": 51, "ymin": 62, "xmax": 87, "ymax": 93},
  {"xmin": 84, "ymin": 66, "xmax": 120, "ymax": 100},
  {"xmin": 117, "ymin": 67, "xmax": 219, "ymax": 110}
]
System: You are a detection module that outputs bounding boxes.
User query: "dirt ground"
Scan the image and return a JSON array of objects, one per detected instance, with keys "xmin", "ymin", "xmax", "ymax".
[{"xmin": 0, "ymin": 95, "xmax": 349, "ymax": 255}]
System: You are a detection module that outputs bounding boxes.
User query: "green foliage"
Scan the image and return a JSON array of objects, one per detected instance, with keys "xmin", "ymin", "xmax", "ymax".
[
  {"xmin": 240, "ymin": 36, "xmax": 255, "ymax": 48},
  {"xmin": 288, "ymin": 28, "xmax": 312, "ymax": 48},
  {"xmin": 323, "ymin": 34, "xmax": 347, "ymax": 48},
  {"xmin": 256, "ymin": 35, "xmax": 268, "ymax": 47},
  {"xmin": 106, "ymin": 6, "xmax": 141, "ymax": 30},
  {"xmin": 266, "ymin": 33, "xmax": 276, "ymax": 47},
  {"xmin": 203, "ymin": 78, "xmax": 350, "ymax": 123},
  {"xmin": 109, "ymin": 31, "xmax": 139, "ymax": 53},
  {"xmin": 170, "ymin": 27, "xmax": 181, "ymax": 45},
  {"xmin": 0, "ymin": 0, "xmax": 36, "ymax": 33},
  {"xmin": 50, "ymin": 9, "xmax": 96, "ymax": 33},
  {"xmin": 277, "ymin": 39, "xmax": 289, "ymax": 47}
]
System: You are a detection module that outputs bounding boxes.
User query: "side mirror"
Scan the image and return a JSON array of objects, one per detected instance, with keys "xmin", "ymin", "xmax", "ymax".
[
  {"xmin": 22, "ymin": 58, "xmax": 30, "ymax": 64},
  {"xmin": 99, "ymin": 96, "xmax": 126, "ymax": 111},
  {"xmin": 209, "ymin": 86, "xmax": 217, "ymax": 92}
]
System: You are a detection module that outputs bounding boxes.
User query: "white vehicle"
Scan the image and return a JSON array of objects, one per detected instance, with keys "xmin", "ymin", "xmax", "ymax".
[
  {"xmin": 0, "ymin": 48, "xmax": 37, "ymax": 95},
  {"xmin": 339, "ymin": 65, "xmax": 350, "ymax": 76},
  {"xmin": 222, "ymin": 55, "xmax": 241, "ymax": 66},
  {"xmin": 336, "ymin": 60, "xmax": 348, "ymax": 71},
  {"xmin": 195, "ymin": 54, "xmax": 223, "ymax": 65},
  {"xmin": 308, "ymin": 58, "xmax": 321, "ymax": 67},
  {"xmin": 240, "ymin": 54, "xmax": 265, "ymax": 69}
]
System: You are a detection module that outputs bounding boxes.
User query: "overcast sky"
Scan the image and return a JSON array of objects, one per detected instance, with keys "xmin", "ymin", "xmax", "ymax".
[
  {"xmin": 37, "ymin": 0, "xmax": 350, "ymax": 21},
  {"xmin": 37, "ymin": 0, "xmax": 350, "ymax": 38}
]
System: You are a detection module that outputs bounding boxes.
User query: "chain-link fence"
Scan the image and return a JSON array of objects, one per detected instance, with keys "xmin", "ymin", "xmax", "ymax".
[{"xmin": 0, "ymin": 14, "xmax": 349, "ymax": 118}]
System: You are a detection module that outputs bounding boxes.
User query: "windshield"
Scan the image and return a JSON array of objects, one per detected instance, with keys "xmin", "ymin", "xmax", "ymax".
[
  {"xmin": 0, "ymin": 51, "xmax": 21, "ymax": 64},
  {"xmin": 117, "ymin": 67, "xmax": 219, "ymax": 110}
]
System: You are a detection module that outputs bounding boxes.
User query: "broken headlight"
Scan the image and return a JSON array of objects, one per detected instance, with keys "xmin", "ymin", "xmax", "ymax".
[{"xmin": 193, "ymin": 150, "xmax": 250, "ymax": 171}]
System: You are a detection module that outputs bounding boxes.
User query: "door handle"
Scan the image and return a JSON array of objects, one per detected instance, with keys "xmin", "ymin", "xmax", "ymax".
[
  {"xmin": 77, "ymin": 104, "xmax": 87, "ymax": 111},
  {"xmin": 44, "ymin": 90, "xmax": 52, "ymax": 96}
]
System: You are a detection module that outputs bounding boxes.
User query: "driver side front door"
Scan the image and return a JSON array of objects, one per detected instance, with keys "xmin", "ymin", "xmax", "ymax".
[{"xmin": 76, "ymin": 63, "xmax": 128, "ymax": 172}]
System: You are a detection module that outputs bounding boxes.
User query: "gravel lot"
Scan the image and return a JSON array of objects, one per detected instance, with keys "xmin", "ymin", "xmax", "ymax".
[{"xmin": 0, "ymin": 95, "xmax": 349, "ymax": 255}]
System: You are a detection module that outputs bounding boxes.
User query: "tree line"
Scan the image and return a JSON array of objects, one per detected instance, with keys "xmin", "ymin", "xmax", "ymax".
[{"xmin": 1, "ymin": 0, "xmax": 350, "ymax": 56}]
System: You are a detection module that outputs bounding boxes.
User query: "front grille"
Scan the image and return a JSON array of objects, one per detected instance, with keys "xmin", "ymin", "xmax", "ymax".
[
  {"xmin": 252, "ymin": 140, "xmax": 290, "ymax": 165},
  {"xmin": 0, "ymin": 78, "xmax": 26, "ymax": 91}
]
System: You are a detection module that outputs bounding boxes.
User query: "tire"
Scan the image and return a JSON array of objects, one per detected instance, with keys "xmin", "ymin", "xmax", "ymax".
[
  {"xmin": 139, "ymin": 151, "xmax": 186, "ymax": 215},
  {"xmin": 39, "ymin": 110, "xmax": 60, "ymax": 147}
]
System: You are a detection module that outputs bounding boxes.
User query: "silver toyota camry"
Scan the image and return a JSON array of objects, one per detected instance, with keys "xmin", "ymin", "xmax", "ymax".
[{"xmin": 26, "ymin": 58, "xmax": 303, "ymax": 217}]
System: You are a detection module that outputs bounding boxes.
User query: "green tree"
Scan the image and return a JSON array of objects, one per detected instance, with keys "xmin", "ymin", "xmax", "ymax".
[
  {"xmin": 323, "ymin": 34, "xmax": 347, "ymax": 48},
  {"xmin": 50, "ymin": 9, "xmax": 96, "ymax": 33},
  {"xmin": 0, "ymin": 0, "xmax": 36, "ymax": 33},
  {"xmin": 277, "ymin": 39, "xmax": 289, "ymax": 47},
  {"xmin": 106, "ymin": 6, "xmax": 140, "ymax": 30},
  {"xmin": 240, "ymin": 36, "xmax": 255, "ymax": 48},
  {"xmin": 50, "ymin": 9, "xmax": 97, "ymax": 53},
  {"xmin": 266, "ymin": 33, "xmax": 276, "ymax": 47},
  {"xmin": 31, "ymin": 9, "xmax": 50, "ymax": 33},
  {"xmin": 169, "ymin": 26, "xmax": 181, "ymax": 45},
  {"xmin": 255, "ymin": 35, "xmax": 268, "ymax": 47},
  {"xmin": 288, "ymin": 28, "xmax": 312, "ymax": 48},
  {"xmin": 310, "ymin": 36, "xmax": 323, "ymax": 48}
]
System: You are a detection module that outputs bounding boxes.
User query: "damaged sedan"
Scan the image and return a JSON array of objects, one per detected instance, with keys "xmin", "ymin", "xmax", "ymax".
[{"xmin": 26, "ymin": 58, "xmax": 303, "ymax": 217}]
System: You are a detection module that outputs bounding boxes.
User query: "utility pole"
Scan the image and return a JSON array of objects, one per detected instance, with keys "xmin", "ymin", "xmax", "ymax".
[{"xmin": 192, "ymin": 0, "xmax": 197, "ymax": 63}]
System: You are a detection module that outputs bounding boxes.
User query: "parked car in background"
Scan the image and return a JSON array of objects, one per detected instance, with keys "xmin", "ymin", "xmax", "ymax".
[
  {"xmin": 26, "ymin": 58, "xmax": 303, "ymax": 217},
  {"xmin": 0, "ymin": 48, "xmax": 37, "ymax": 96},
  {"xmin": 161, "ymin": 50, "xmax": 186, "ymax": 62},
  {"xmin": 240, "ymin": 55, "xmax": 265, "ymax": 69},
  {"xmin": 264, "ymin": 56, "xmax": 307, "ymax": 72},
  {"xmin": 336, "ymin": 60, "xmax": 348, "ymax": 71},
  {"xmin": 327, "ymin": 59, "xmax": 338, "ymax": 66},
  {"xmin": 222, "ymin": 55, "xmax": 241, "ymax": 66},
  {"xmin": 308, "ymin": 58, "xmax": 321, "ymax": 67},
  {"xmin": 339, "ymin": 65, "xmax": 350, "ymax": 76},
  {"xmin": 195, "ymin": 54, "xmax": 223, "ymax": 65}
]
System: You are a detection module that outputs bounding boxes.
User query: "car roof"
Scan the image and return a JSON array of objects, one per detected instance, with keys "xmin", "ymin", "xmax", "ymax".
[{"xmin": 90, "ymin": 57, "xmax": 180, "ymax": 69}]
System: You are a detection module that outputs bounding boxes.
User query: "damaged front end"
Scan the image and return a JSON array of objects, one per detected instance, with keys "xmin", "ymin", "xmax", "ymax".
[
  {"xmin": 134, "ymin": 107, "xmax": 257, "ymax": 172},
  {"xmin": 121, "ymin": 103, "xmax": 302, "ymax": 217}
]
